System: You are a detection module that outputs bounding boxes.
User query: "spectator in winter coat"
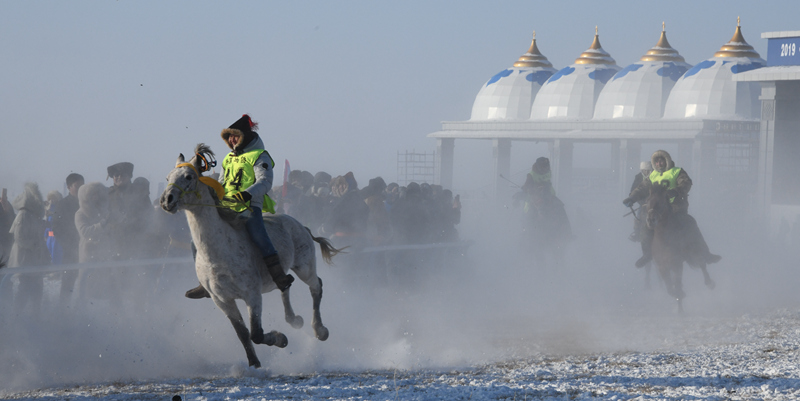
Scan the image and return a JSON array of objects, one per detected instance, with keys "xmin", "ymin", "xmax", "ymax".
[
  {"xmin": 52, "ymin": 173, "xmax": 83, "ymax": 303},
  {"xmin": 360, "ymin": 177, "xmax": 391, "ymax": 245},
  {"xmin": 76, "ymin": 182, "xmax": 113, "ymax": 264},
  {"xmin": 0, "ymin": 187, "xmax": 15, "ymax": 258},
  {"xmin": 8, "ymin": 183, "xmax": 49, "ymax": 315},
  {"xmin": 106, "ymin": 162, "xmax": 151, "ymax": 260},
  {"xmin": 390, "ymin": 182, "xmax": 430, "ymax": 245},
  {"xmin": 44, "ymin": 190, "xmax": 64, "ymax": 264},
  {"xmin": 322, "ymin": 172, "xmax": 369, "ymax": 247}
]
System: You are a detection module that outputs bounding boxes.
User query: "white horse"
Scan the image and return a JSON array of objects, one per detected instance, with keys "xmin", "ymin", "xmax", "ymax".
[{"xmin": 160, "ymin": 144, "xmax": 341, "ymax": 368}]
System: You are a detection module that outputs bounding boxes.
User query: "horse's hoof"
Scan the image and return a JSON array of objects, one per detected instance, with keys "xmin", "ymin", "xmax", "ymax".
[
  {"xmin": 264, "ymin": 330, "xmax": 288, "ymax": 348},
  {"xmin": 287, "ymin": 315, "xmax": 304, "ymax": 329},
  {"xmin": 274, "ymin": 331, "xmax": 289, "ymax": 348},
  {"xmin": 315, "ymin": 325, "xmax": 329, "ymax": 341},
  {"xmin": 251, "ymin": 328, "xmax": 265, "ymax": 344}
]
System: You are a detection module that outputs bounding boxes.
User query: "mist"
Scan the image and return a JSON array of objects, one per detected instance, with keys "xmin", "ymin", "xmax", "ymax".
[
  {"xmin": 2, "ymin": 168, "xmax": 799, "ymax": 394},
  {"xmin": 3, "ymin": 0, "xmax": 800, "ymax": 395}
]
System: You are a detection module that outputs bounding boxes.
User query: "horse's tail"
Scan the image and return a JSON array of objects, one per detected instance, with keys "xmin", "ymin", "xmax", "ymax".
[{"xmin": 305, "ymin": 227, "xmax": 348, "ymax": 265}]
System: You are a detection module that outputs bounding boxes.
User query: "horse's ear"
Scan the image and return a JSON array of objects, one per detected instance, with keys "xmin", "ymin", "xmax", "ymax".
[
  {"xmin": 190, "ymin": 154, "xmax": 204, "ymax": 174},
  {"xmin": 176, "ymin": 153, "xmax": 185, "ymax": 166}
]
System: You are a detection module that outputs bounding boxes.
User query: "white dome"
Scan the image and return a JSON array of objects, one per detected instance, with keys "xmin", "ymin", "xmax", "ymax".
[
  {"xmin": 471, "ymin": 34, "xmax": 556, "ymax": 120},
  {"xmin": 594, "ymin": 29, "xmax": 691, "ymax": 120},
  {"xmin": 530, "ymin": 30, "xmax": 621, "ymax": 120},
  {"xmin": 663, "ymin": 24, "xmax": 765, "ymax": 119}
]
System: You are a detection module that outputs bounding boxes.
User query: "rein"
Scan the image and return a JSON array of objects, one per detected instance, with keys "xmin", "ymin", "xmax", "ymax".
[{"xmin": 171, "ymin": 162, "xmax": 251, "ymax": 211}]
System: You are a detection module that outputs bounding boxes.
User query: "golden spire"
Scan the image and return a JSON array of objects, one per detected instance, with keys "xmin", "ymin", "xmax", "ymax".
[
  {"xmin": 574, "ymin": 26, "xmax": 616, "ymax": 65},
  {"xmin": 640, "ymin": 23, "xmax": 686, "ymax": 62},
  {"xmin": 513, "ymin": 30, "xmax": 554, "ymax": 68},
  {"xmin": 713, "ymin": 17, "xmax": 761, "ymax": 58}
]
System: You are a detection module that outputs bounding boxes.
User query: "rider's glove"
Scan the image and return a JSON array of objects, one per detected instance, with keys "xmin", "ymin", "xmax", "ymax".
[
  {"xmin": 666, "ymin": 189, "xmax": 678, "ymax": 199},
  {"xmin": 233, "ymin": 191, "xmax": 252, "ymax": 203},
  {"xmin": 622, "ymin": 197, "xmax": 635, "ymax": 208}
]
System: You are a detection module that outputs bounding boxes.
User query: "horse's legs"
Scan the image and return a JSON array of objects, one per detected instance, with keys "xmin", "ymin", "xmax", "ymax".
[
  {"xmin": 281, "ymin": 288, "xmax": 305, "ymax": 329},
  {"xmin": 245, "ymin": 293, "xmax": 288, "ymax": 348},
  {"xmin": 674, "ymin": 264, "xmax": 685, "ymax": 300},
  {"xmin": 213, "ymin": 298, "xmax": 261, "ymax": 368},
  {"xmin": 698, "ymin": 263, "xmax": 716, "ymax": 290},
  {"xmin": 310, "ymin": 276, "xmax": 329, "ymax": 341}
]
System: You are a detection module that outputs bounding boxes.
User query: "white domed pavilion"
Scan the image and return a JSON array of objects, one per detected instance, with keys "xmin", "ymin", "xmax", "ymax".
[
  {"xmin": 663, "ymin": 19, "xmax": 766, "ymax": 119},
  {"xmin": 530, "ymin": 27, "xmax": 621, "ymax": 120},
  {"xmin": 470, "ymin": 32, "xmax": 557, "ymax": 120},
  {"xmin": 593, "ymin": 24, "xmax": 691, "ymax": 119}
]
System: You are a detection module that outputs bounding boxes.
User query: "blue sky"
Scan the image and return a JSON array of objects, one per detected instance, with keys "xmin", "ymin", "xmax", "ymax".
[{"xmin": 1, "ymin": 0, "xmax": 797, "ymax": 195}]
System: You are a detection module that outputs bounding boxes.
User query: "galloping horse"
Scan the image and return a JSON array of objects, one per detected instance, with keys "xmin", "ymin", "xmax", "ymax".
[
  {"xmin": 160, "ymin": 144, "xmax": 342, "ymax": 368},
  {"xmin": 522, "ymin": 184, "xmax": 572, "ymax": 267},
  {"xmin": 646, "ymin": 184, "xmax": 717, "ymax": 312}
]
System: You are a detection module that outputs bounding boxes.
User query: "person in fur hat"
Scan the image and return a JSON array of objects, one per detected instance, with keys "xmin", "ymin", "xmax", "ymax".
[
  {"xmin": 8, "ymin": 182, "xmax": 50, "ymax": 315},
  {"xmin": 184, "ymin": 114, "xmax": 294, "ymax": 299},
  {"xmin": 106, "ymin": 162, "xmax": 151, "ymax": 260},
  {"xmin": 623, "ymin": 150, "xmax": 721, "ymax": 268},
  {"xmin": 514, "ymin": 157, "xmax": 573, "ymax": 242}
]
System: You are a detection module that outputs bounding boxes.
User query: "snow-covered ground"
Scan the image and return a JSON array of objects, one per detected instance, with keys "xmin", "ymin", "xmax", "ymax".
[{"xmin": 2, "ymin": 203, "xmax": 800, "ymax": 400}]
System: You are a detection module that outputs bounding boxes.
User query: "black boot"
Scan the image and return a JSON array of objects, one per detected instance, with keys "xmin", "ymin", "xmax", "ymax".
[
  {"xmin": 264, "ymin": 254, "xmax": 294, "ymax": 292},
  {"xmin": 185, "ymin": 283, "xmax": 210, "ymax": 299}
]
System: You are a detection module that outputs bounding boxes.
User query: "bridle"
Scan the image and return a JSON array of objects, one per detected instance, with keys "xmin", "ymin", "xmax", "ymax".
[
  {"xmin": 167, "ymin": 161, "xmax": 249, "ymax": 211},
  {"xmin": 167, "ymin": 162, "xmax": 226, "ymax": 207}
]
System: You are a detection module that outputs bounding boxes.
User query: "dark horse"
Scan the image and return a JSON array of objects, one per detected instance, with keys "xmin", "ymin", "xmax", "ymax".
[
  {"xmin": 522, "ymin": 185, "xmax": 572, "ymax": 267},
  {"xmin": 646, "ymin": 184, "xmax": 718, "ymax": 312}
]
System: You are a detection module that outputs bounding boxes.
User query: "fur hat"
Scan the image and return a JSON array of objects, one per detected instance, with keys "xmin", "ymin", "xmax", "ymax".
[
  {"xmin": 12, "ymin": 182, "xmax": 44, "ymax": 216},
  {"xmin": 344, "ymin": 172, "xmax": 358, "ymax": 191},
  {"xmin": 650, "ymin": 150, "xmax": 675, "ymax": 173},
  {"xmin": 107, "ymin": 162, "xmax": 134, "ymax": 179},
  {"xmin": 532, "ymin": 157, "xmax": 550, "ymax": 174},
  {"xmin": 78, "ymin": 182, "xmax": 108, "ymax": 212},
  {"xmin": 221, "ymin": 114, "xmax": 258, "ymax": 151},
  {"xmin": 359, "ymin": 176, "xmax": 387, "ymax": 199},
  {"xmin": 314, "ymin": 171, "xmax": 332, "ymax": 186},
  {"xmin": 66, "ymin": 173, "xmax": 84, "ymax": 187},
  {"xmin": 639, "ymin": 161, "xmax": 652, "ymax": 171}
]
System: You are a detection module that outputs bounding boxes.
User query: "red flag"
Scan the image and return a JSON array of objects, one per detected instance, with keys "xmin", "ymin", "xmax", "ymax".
[{"xmin": 282, "ymin": 159, "xmax": 290, "ymax": 198}]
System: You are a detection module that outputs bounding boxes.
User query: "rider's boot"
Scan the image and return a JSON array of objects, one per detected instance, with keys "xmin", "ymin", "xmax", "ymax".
[
  {"xmin": 185, "ymin": 241, "xmax": 211, "ymax": 299},
  {"xmin": 264, "ymin": 254, "xmax": 294, "ymax": 292},
  {"xmin": 636, "ymin": 229, "xmax": 653, "ymax": 268},
  {"xmin": 185, "ymin": 283, "xmax": 210, "ymax": 299}
]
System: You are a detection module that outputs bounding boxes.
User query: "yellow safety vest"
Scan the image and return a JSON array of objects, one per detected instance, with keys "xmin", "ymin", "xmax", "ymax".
[
  {"xmin": 222, "ymin": 149, "xmax": 276, "ymax": 214},
  {"xmin": 649, "ymin": 167, "xmax": 681, "ymax": 203}
]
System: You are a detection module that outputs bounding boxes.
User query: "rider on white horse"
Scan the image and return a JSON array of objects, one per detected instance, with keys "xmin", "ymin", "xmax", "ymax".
[{"xmin": 185, "ymin": 114, "xmax": 294, "ymax": 299}]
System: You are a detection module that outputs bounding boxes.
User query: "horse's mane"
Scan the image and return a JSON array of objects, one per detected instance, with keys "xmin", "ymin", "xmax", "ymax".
[{"xmin": 195, "ymin": 143, "xmax": 214, "ymax": 158}]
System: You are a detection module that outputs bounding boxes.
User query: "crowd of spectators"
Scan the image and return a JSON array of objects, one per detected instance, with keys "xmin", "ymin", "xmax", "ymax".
[
  {"xmin": 0, "ymin": 163, "xmax": 461, "ymax": 314},
  {"xmin": 273, "ymin": 169, "xmax": 461, "ymax": 249}
]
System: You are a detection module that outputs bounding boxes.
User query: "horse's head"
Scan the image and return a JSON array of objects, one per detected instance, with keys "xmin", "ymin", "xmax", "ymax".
[
  {"xmin": 646, "ymin": 183, "xmax": 671, "ymax": 230},
  {"xmin": 160, "ymin": 143, "xmax": 217, "ymax": 214}
]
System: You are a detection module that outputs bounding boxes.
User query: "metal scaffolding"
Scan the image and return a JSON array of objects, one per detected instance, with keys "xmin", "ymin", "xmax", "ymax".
[{"xmin": 397, "ymin": 150, "xmax": 437, "ymax": 186}]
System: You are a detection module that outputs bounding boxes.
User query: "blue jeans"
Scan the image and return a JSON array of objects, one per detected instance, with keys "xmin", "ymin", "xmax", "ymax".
[{"xmin": 245, "ymin": 207, "xmax": 278, "ymax": 258}]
